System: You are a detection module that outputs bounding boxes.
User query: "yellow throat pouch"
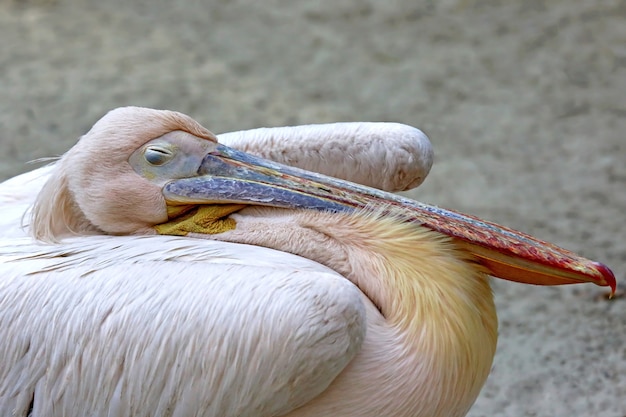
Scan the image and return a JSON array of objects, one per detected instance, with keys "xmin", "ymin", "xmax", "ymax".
[{"xmin": 154, "ymin": 204, "xmax": 246, "ymax": 236}]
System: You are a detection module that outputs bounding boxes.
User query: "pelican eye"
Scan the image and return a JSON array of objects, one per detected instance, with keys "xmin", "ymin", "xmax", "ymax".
[{"xmin": 145, "ymin": 146, "xmax": 173, "ymax": 166}]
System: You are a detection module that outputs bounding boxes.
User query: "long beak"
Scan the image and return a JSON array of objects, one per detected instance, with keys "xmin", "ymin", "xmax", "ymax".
[{"xmin": 162, "ymin": 144, "xmax": 616, "ymax": 293}]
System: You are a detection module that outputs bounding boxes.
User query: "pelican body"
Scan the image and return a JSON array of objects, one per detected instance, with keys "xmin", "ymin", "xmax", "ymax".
[{"xmin": 0, "ymin": 107, "xmax": 615, "ymax": 417}]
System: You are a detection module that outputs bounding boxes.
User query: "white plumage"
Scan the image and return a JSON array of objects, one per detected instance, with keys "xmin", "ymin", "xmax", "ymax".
[
  {"xmin": 218, "ymin": 122, "xmax": 433, "ymax": 192},
  {"xmin": 0, "ymin": 119, "xmax": 437, "ymax": 416},
  {"xmin": 1, "ymin": 234, "xmax": 366, "ymax": 416}
]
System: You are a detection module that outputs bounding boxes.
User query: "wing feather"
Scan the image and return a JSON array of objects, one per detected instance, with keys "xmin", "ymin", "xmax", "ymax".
[
  {"xmin": 218, "ymin": 122, "xmax": 433, "ymax": 192},
  {"xmin": 0, "ymin": 236, "xmax": 366, "ymax": 417}
]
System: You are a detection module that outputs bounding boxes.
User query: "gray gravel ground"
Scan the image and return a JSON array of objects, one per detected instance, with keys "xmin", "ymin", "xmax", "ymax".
[{"xmin": 1, "ymin": 0, "xmax": 625, "ymax": 415}]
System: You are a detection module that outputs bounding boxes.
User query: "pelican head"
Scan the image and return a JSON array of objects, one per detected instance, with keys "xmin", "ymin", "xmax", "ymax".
[{"xmin": 30, "ymin": 106, "xmax": 615, "ymax": 293}]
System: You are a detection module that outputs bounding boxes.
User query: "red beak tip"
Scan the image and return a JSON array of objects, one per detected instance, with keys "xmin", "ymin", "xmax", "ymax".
[{"xmin": 593, "ymin": 261, "xmax": 617, "ymax": 296}]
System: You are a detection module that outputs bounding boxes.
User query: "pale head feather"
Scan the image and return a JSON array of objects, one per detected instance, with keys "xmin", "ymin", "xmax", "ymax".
[{"xmin": 29, "ymin": 107, "xmax": 217, "ymax": 242}]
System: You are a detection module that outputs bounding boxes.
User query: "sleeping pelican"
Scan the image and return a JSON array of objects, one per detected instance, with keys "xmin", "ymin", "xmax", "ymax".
[{"xmin": 0, "ymin": 107, "xmax": 615, "ymax": 417}]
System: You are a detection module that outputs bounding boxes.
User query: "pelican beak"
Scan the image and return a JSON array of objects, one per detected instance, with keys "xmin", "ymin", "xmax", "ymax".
[{"xmin": 160, "ymin": 143, "xmax": 616, "ymax": 294}]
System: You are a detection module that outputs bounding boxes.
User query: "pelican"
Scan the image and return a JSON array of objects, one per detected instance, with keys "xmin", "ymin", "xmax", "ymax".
[{"xmin": 0, "ymin": 107, "xmax": 615, "ymax": 417}]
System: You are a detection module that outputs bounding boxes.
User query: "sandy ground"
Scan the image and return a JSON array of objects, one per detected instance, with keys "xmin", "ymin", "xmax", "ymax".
[{"xmin": 1, "ymin": 0, "xmax": 625, "ymax": 415}]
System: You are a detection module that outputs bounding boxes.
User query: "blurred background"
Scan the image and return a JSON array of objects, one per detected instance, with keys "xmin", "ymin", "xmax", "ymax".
[{"xmin": 1, "ymin": 0, "xmax": 625, "ymax": 414}]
